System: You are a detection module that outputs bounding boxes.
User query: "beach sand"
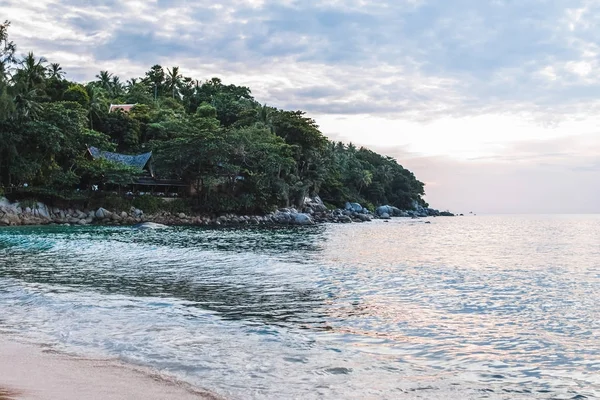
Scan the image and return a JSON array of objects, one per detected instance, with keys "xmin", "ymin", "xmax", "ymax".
[{"xmin": 0, "ymin": 338, "xmax": 222, "ymax": 400}]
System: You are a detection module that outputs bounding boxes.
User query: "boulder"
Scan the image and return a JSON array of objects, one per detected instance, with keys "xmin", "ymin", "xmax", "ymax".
[
  {"xmin": 376, "ymin": 205, "xmax": 403, "ymax": 217},
  {"xmin": 120, "ymin": 211, "xmax": 128, "ymax": 219},
  {"xmin": 95, "ymin": 208, "xmax": 111, "ymax": 219},
  {"xmin": 345, "ymin": 202, "xmax": 364, "ymax": 213},
  {"xmin": 356, "ymin": 213, "xmax": 372, "ymax": 222},
  {"xmin": 293, "ymin": 213, "xmax": 314, "ymax": 225},
  {"xmin": 380, "ymin": 212, "xmax": 391, "ymax": 220}
]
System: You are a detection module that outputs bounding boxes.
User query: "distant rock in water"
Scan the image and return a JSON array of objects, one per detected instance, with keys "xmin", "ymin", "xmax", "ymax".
[{"xmin": 132, "ymin": 222, "xmax": 169, "ymax": 230}]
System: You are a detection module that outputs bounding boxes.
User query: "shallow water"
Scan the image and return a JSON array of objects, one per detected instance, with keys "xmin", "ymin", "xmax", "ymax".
[{"xmin": 1, "ymin": 215, "xmax": 599, "ymax": 399}]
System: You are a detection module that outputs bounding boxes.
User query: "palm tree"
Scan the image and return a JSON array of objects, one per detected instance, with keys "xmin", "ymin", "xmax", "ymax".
[
  {"xmin": 111, "ymin": 75, "xmax": 124, "ymax": 97},
  {"xmin": 166, "ymin": 66, "xmax": 182, "ymax": 98},
  {"xmin": 14, "ymin": 52, "xmax": 47, "ymax": 92},
  {"xmin": 47, "ymin": 63, "xmax": 65, "ymax": 80},
  {"xmin": 95, "ymin": 70, "xmax": 113, "ymax": 93},
  {"xmin": 86, "ymin": 85, "xmax": 107, "ymax": 129},
  {"xmin": 125, "ymin": 78, "xmax": 138, "ymax": 92},
  {"xmin": 0, "ymin": 60, "xmax": 9, "ymax": 85},
  {"xmin": 13, "ymin": 88, "xmax": 42, "ymax": 120}
]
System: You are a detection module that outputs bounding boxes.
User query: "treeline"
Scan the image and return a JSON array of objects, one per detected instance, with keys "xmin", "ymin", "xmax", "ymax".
[{"xmin": 0, "ymin": 21, "xmax": 427, "ymax": 213}]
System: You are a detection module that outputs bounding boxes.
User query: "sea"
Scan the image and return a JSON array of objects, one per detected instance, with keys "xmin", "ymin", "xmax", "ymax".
[{"xmin": 0, "ymin": 215, "xmax": 599, "ymax": 399}]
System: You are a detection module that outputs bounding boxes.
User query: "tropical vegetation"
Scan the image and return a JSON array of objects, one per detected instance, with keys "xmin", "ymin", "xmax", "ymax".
[{"xmin": 0, "ymin": 21, "xmax": 427, "ymax": 213}]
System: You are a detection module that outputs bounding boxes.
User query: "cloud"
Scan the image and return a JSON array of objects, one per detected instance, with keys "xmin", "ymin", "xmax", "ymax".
[
  {"xmin": 8, "ymin": 0, "xmax": 600, "ymax": 121},
  {"xmin": 5, "ymin": 0, "xmax": 600, "ymax": 212}
]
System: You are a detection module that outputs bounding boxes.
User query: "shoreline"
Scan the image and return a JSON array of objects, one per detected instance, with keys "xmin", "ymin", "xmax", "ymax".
[
  {"xmin": 0, "ymin": 336, "xmax": 223, "ymax": 400},
  {"xmin": 1, "ymin": 197, "xmax": 449, "ymax": 228}
]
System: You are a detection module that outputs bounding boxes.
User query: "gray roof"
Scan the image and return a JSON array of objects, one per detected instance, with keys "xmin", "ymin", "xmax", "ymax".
[{"xmin": 88, "ymin": 147, "xmax": 152, "ymax": 170}]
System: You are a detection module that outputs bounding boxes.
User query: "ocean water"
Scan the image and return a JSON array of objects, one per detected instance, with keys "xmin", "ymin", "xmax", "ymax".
[{"xmin": 0, "ymin": 215, "xmax": 599, "ymax": 399}]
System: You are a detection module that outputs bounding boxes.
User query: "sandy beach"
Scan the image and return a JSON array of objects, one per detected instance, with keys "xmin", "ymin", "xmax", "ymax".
[{"xmin": 0, "ymin": 338, "xmax": 221, "ymax": 400}]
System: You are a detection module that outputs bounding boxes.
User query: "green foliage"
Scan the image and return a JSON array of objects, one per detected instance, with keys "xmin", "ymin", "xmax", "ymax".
[
  {"xmin": 89, "ymin": 193, "xmax": 132, "ymax": 212},
  {"xmin": 0, "ymin": 21, "xmax": 430, "ymax": 215},
  {"xmin": 131, "ymin": 196, "xmax": 191, "ymax": 215},
  {"xmin": 132, "ymin": 195, "xmax": 163, "ymax": 214},
  {"xmin": 19, "ymin": 198, "xmax": 38, "ymax": 209},
  {"xmin": 63, "ymin": 84, "xmax": 89, "ymax": 107},
  {"xmin": 76, "ymin": 157, "xmax": 141, "ymax": 187}
]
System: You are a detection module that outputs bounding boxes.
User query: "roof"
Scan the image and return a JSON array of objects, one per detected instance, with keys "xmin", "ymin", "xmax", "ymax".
[
  {"xmin": 88, "ymin": 147, "xmax": 152, "ymax": 170},
  {"xmin": 109, "ymin": 104, "xmax": 136, "ymax": 113}
]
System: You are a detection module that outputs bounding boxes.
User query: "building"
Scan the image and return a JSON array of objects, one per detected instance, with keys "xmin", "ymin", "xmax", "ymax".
[
  {"xmin": 109, "ymin": 104, "xmax": 137, "ymax": 113},
  {"xmin": 86, "ymin": 147, "xmax": 187, "ymax": 196}
]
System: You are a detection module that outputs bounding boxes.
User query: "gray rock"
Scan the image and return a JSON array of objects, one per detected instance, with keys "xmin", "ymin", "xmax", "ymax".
[
  {"xmin": 345, "ymin": 202, "xmax": 364, "ymax": 213},
  {"xmin": 293, "ymin": 213, "xmax": 314, "ymax": 225},
  {"xmin": 178, "ymin": 213, "xmax": 187, "ymax": 219},
  {"xmin": 380, "ymin": 212, "xmax": 391, "ymax": 220},
  {"xmin": 376, "ymin": 205, "xmax": 403, "ymax": 217},
  {"xmin": 120, "ymin": 211, "xmax": 128, "ymax": 219},
  {"xmin": 95, "ymin": 208, "xmax": 110, "ymax": 219},
  {"xmin": 356, "ymin": 214, "xmax": 372, "ymax": 222}
]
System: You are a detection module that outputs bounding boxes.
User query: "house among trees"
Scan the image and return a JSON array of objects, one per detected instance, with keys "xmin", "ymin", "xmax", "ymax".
[
  {"xmin": 109, "ymin": 104, "xmax": 136, "ymax": 113},
  {"xmin": 86, "ymin": 147, "xmax": 187, "ymax": 196}
]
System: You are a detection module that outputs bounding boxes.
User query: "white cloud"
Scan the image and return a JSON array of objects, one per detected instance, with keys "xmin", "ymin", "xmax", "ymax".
[{"xmin": 4, "ymin": 0, "xmax": 600, "ymax": 212}]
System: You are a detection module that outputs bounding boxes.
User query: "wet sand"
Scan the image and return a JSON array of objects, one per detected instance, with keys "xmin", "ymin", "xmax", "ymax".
[{"xmin": 0, "ymin": 338, "xmax": 222, "ymax": 400}]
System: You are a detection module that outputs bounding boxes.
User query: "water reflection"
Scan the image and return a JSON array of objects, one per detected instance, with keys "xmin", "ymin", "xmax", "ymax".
[{"xmin": 1, "ymin": 216, "xmax": 599, "ymax": 399}]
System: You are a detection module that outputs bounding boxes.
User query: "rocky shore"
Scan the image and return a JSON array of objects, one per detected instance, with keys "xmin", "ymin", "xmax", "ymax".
[{"xmin": 0, "ymin": 196, "xmax": 452, "ymax": 228}]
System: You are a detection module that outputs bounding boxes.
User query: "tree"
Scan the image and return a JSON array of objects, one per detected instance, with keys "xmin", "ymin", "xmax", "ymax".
[
  {"xmin": 63, "ymin": 84, "xmax": 90, "ymax": 107},
  {"xmin": 165, "ymin": 66, "xmax": 182, "ymax": 99},
  {"xmin": 95, "ymin": 70, "xmax": 113, "ymax": 95},
  {"xmin": 0, "ymin": 20, "xmax": 16, "ymax": 86},
  {"xmin": 144, "ymin": 65, "xmax": 165, "ymax": 99},
  {"xmin": 48, "ymin": 63, "xmax": 65, "ymax": 80},
  {"xmin": 13, "ymin": 52, "xmax": 47, "ymax": 92},
  {"xmin": 13, "ymin": 89, "xmax": 42, "ymax": 121},
  {"xmin": 86, "ymin": 84, "xmax": 108, "ymax": 130}
]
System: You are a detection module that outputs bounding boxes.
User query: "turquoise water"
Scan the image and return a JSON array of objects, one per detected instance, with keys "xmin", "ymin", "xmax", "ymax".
[{"xmin": 1, "ymin": 216, "xmax": 599, "ymax": 399}]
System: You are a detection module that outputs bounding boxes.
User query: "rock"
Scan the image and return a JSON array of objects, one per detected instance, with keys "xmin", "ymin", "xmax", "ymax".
[
  {"xmin": 293, "ymin": 213, "xmax": 314, "ymax": 225},
  {"xmin": 380, "ymin": 212, "xmax": 391, "ymax": 220},
  {"xmin": 78, "ymin": 219, "xmax": 88, "ymax": 225},
  {"xmin": 356, "ymin": 213, "xmax": 372, "ymax": 222},
  {"xmin": 339, "ymin": 215, "xmax": 353, "ymax": 223},
  {"xmin": 120, "ymin": 211, "xmax": 128, "ymax": 219},
  {"xmin": 25, "ymin": 207, "xmax": 32, "ymax": 214},
  {"xmin": 376, "ymin": 205, "xmax": 403, "ymax": 217},
  {"xmin": 345, "ymin": 202, "xmax": 364, "ymax": 213},
  {"xmin": 132, "ymin": 222, "xmax": 169, "ymax": 230},
  {"xmin": 178, "ymin": 213, "xmax": 186, "ymax": 219},
  {"xmin": 95, "ymin": 208, "xmax": 110, "ymax": 219}
]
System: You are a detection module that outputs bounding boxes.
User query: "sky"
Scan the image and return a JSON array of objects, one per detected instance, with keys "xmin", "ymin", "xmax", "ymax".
[{"xmin": 3, "ymin": 0, "xmax": 600, "ymax": 213}]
